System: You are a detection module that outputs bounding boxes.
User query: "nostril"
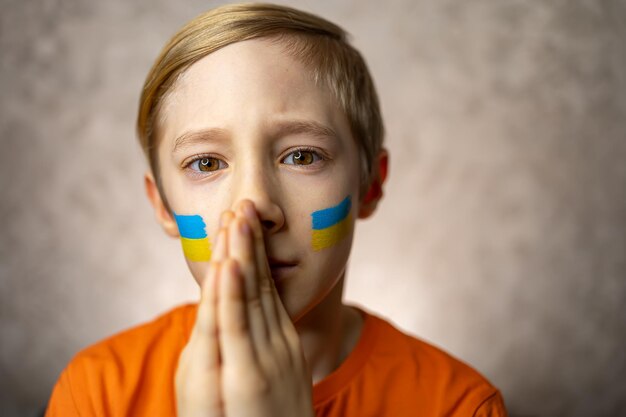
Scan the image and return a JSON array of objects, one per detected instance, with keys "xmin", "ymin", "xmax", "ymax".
[{"xmin": 261, "ymin": 220, "xmax": 276, "ymax": 230}]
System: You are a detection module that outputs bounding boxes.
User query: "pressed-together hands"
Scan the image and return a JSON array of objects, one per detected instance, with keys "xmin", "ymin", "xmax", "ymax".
[{"xmin": 175, "ymin": 200, "xmax": 315, "ymax": 417}]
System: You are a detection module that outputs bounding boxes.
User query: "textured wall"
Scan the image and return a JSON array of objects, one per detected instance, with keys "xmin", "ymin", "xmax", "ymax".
[{"xmin": 1, "ymin": 1, "xmax": 625, "ymax": 416}]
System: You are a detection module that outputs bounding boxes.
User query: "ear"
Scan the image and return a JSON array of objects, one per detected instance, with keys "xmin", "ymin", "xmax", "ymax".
[
  {"xmin": 358, "ymin": 148, "xmax": 389, "ymax": 219},
  {"xmin": 144, "ymin": 170, "xmax": 180, "ymax": 238}
]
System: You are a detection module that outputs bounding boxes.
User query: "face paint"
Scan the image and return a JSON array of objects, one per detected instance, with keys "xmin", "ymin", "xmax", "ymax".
[
  {"xmin": 173, "ymin": 211, "xmax": 212, "ymax": 262},
  {"xmin": 311, "ymin": 195, "xmax": 352, "ymax": 251}
]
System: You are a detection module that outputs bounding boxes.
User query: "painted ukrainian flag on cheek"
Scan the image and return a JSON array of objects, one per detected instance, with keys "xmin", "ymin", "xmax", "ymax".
[
  {"xmin": 311, "ymin": 195, "xmax": 352, "ymax": 251},
  {"xmin": 173, "ymin": 212, "xmax": 212, "ymax": 262}
]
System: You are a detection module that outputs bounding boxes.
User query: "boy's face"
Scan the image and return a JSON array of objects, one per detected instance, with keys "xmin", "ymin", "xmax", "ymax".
[{"xmin": 149, "ymin": 38, "xmax": 363, "ymax": 322}]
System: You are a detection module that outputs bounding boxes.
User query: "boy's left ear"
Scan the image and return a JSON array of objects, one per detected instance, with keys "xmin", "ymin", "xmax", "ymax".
[{"xmin": 358, "ymin": 148, "xmax": 389, "ymax": 219}]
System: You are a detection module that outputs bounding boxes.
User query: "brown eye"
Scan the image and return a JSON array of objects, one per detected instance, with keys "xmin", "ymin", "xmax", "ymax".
[
  {"xmin": 283, "ymin": 149, "xmax": 321, "ymax": 166},
  {"xmin": 188, "ymin": 157, "xmax": 223, "ymax": 173},
  {"xmin": 199, "ymin": 157, "xmax": 220, "ymax": 171},
  {"xmin": 293, "ymin": 151, "xmax": 313, "ymax": 165}
]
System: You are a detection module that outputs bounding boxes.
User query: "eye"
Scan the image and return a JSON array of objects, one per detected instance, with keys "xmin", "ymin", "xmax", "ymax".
[
  {"xmin": 282, "ymin": 148, "xmax": 324, "ymax": 166},
  {"xmin": 186, "ymin": 155, "xmax": 227, "ymax": 173}
]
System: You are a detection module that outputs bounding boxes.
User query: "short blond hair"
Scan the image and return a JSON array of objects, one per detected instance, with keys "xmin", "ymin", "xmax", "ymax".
[{"xmin": 136, "ymin": 2, "xmax": 384, "ymax": 211}]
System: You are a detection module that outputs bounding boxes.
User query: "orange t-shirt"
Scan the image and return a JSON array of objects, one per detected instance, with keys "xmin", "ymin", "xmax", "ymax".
[{"xmin": 46, "ymin": 303, "xmax": 507, "ymax": 416}]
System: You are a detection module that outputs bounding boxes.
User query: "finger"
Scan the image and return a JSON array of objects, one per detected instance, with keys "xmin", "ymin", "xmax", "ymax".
[
  {"xmin": 241, "ymin": 202, "xmax": 279, "ymax": 321},
  {"xmin": 269, "ymin": 275, "xmax": 304, "ymax": 368},
  {"xmin": 217, "ymin": 258, "xmax": 258, "ymax": 370},
  {"xmin": 190, "ymin": 260, "xmax": 222, "ymax": 369},
  {"xmin": 241, "ymin": 201, "xmax": 272, "ymax": 279},
  {"xmin": 179, "ymin": 242, "xmax": 225, "ymax": 416},
  {"xmin": 229, "ymin": 209, "xmax": 269, "ymax": 352},
  {"xmin": 212, "ymin": 227, "xmax": 228, "ymax": 262},
  {"xmin": 175, "ymin": 262, "xmax": 222, "ymax": 416},
  {"xmin": 220, "ymin": 209, "xmax": 235, "ymax": 228},
  {"xmin": 241, "ymin": 201, "xmax": 289, "ymax": 352},
  {"xmin": 212, "ymin": 209, "xmax": 233, "ymax": 263}
]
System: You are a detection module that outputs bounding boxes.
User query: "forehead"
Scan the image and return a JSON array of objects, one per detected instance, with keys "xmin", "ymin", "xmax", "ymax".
[{"xmin": 157, "ymin": 38, "xmax": 346, "ymax": 145}]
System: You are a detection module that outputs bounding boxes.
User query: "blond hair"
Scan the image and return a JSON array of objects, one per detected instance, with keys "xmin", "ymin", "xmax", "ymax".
[{"xmin": 136, "ymin": 2, "xmax": 384, "ymax": 212}]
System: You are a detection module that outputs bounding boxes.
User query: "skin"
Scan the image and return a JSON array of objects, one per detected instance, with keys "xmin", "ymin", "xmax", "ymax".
[{"xmin": 144, "ymin": 37, "xmax": 388, "ymax": 416}]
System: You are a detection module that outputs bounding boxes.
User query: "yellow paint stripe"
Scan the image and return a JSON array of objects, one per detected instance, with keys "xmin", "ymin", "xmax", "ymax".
[
  {"xmin": 311, "ymin": 213, "xmax": 352, "ymax": 251},
  {"xmin": 180, "ymin": 237, "xmax": 212, "ymax": 262}
]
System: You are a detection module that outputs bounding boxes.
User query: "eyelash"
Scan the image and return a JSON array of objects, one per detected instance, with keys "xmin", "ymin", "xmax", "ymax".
[{"xmin": 183, "ymin": 147, "xmax": 327, "ymax": 175}]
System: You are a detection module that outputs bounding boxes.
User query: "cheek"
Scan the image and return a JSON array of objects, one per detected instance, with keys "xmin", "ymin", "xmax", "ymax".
[
  {"xmin": 186, "ymin": 262, "xmax": 208, "ymax": 288},
  {"xmin": 310, "ymin": 194, "xmax": 353, "ymax": 251},
  {"xmin": 173, "ymin": 211, "xmax": 212, "ymax": 262}
]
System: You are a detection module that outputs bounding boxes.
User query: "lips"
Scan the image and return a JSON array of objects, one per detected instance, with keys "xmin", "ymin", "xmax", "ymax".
[{"xmin": 268, "ymin": 258, "xmax": 297, "ymax": 281}]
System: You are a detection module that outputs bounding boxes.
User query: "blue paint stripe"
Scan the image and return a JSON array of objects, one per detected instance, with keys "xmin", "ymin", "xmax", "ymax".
[
  {"xmin": 173, "ymin": 211, "xmax": 208, "ymax": 239},
  {"xmin": 311, "ymin": 196, "xmax": 351, "ymax": 230}
]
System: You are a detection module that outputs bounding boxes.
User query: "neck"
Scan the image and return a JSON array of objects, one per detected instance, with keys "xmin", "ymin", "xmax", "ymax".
[{"xmin": 293, "ymin": 270, "xmax": 362, "ymax": 385}]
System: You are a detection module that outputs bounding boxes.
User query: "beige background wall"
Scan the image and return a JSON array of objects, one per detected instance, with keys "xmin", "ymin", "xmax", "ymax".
[{"xmin": 1, "ymin": 1, "xmax": 625, "ymax": 416}]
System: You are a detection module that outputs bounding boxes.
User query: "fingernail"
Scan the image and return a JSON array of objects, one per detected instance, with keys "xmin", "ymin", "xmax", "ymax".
[{"xmin": 221, "ymin": 211, "xmax": 234, "ymax": 228}]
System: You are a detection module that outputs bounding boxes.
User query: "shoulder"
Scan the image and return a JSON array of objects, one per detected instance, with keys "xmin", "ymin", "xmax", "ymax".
[
  {"xmin": 70, "ymin": 302, "xmax": 196, "ymax": 368},
  {"xmin": 360, "ymin": 307, "xmax": 507, "ymax": 416},
  {"xmin": 47, "ymin": 303, "xmax": 197, "ymax": 415}
]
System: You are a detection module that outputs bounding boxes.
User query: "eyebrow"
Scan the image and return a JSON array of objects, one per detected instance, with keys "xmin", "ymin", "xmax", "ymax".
[
  {"xmin": 272, "ymin": 119, "xmax": 339, "ymax": 142},
  {"xmin": 172, "ymin": 120, "xmax": 338, "ymax": 154},
  {"xmin": 172, "ymin": 127, "xmax": 229, "ymax": 154}
]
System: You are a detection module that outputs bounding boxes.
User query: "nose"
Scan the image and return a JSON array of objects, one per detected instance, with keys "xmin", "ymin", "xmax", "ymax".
[{"xmin": 231, "ymin": 163, "xmax": 285, "ymax": 235}]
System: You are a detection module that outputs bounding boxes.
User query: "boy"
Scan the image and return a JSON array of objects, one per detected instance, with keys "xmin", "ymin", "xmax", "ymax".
[{"xmin": 46, "ymin": 3, "xmax": 507, "ymax": 416}]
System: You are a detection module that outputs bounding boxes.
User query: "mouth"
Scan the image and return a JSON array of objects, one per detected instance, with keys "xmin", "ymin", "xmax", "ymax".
[{"xmin": 268, "ymin": 258, "xmax": 298, "ymax": 281}]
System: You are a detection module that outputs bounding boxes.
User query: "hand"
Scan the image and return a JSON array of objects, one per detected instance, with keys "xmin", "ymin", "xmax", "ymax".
[{"xmin": 175, "ymin": 200, "xmax": 314, "ymax": 417}]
